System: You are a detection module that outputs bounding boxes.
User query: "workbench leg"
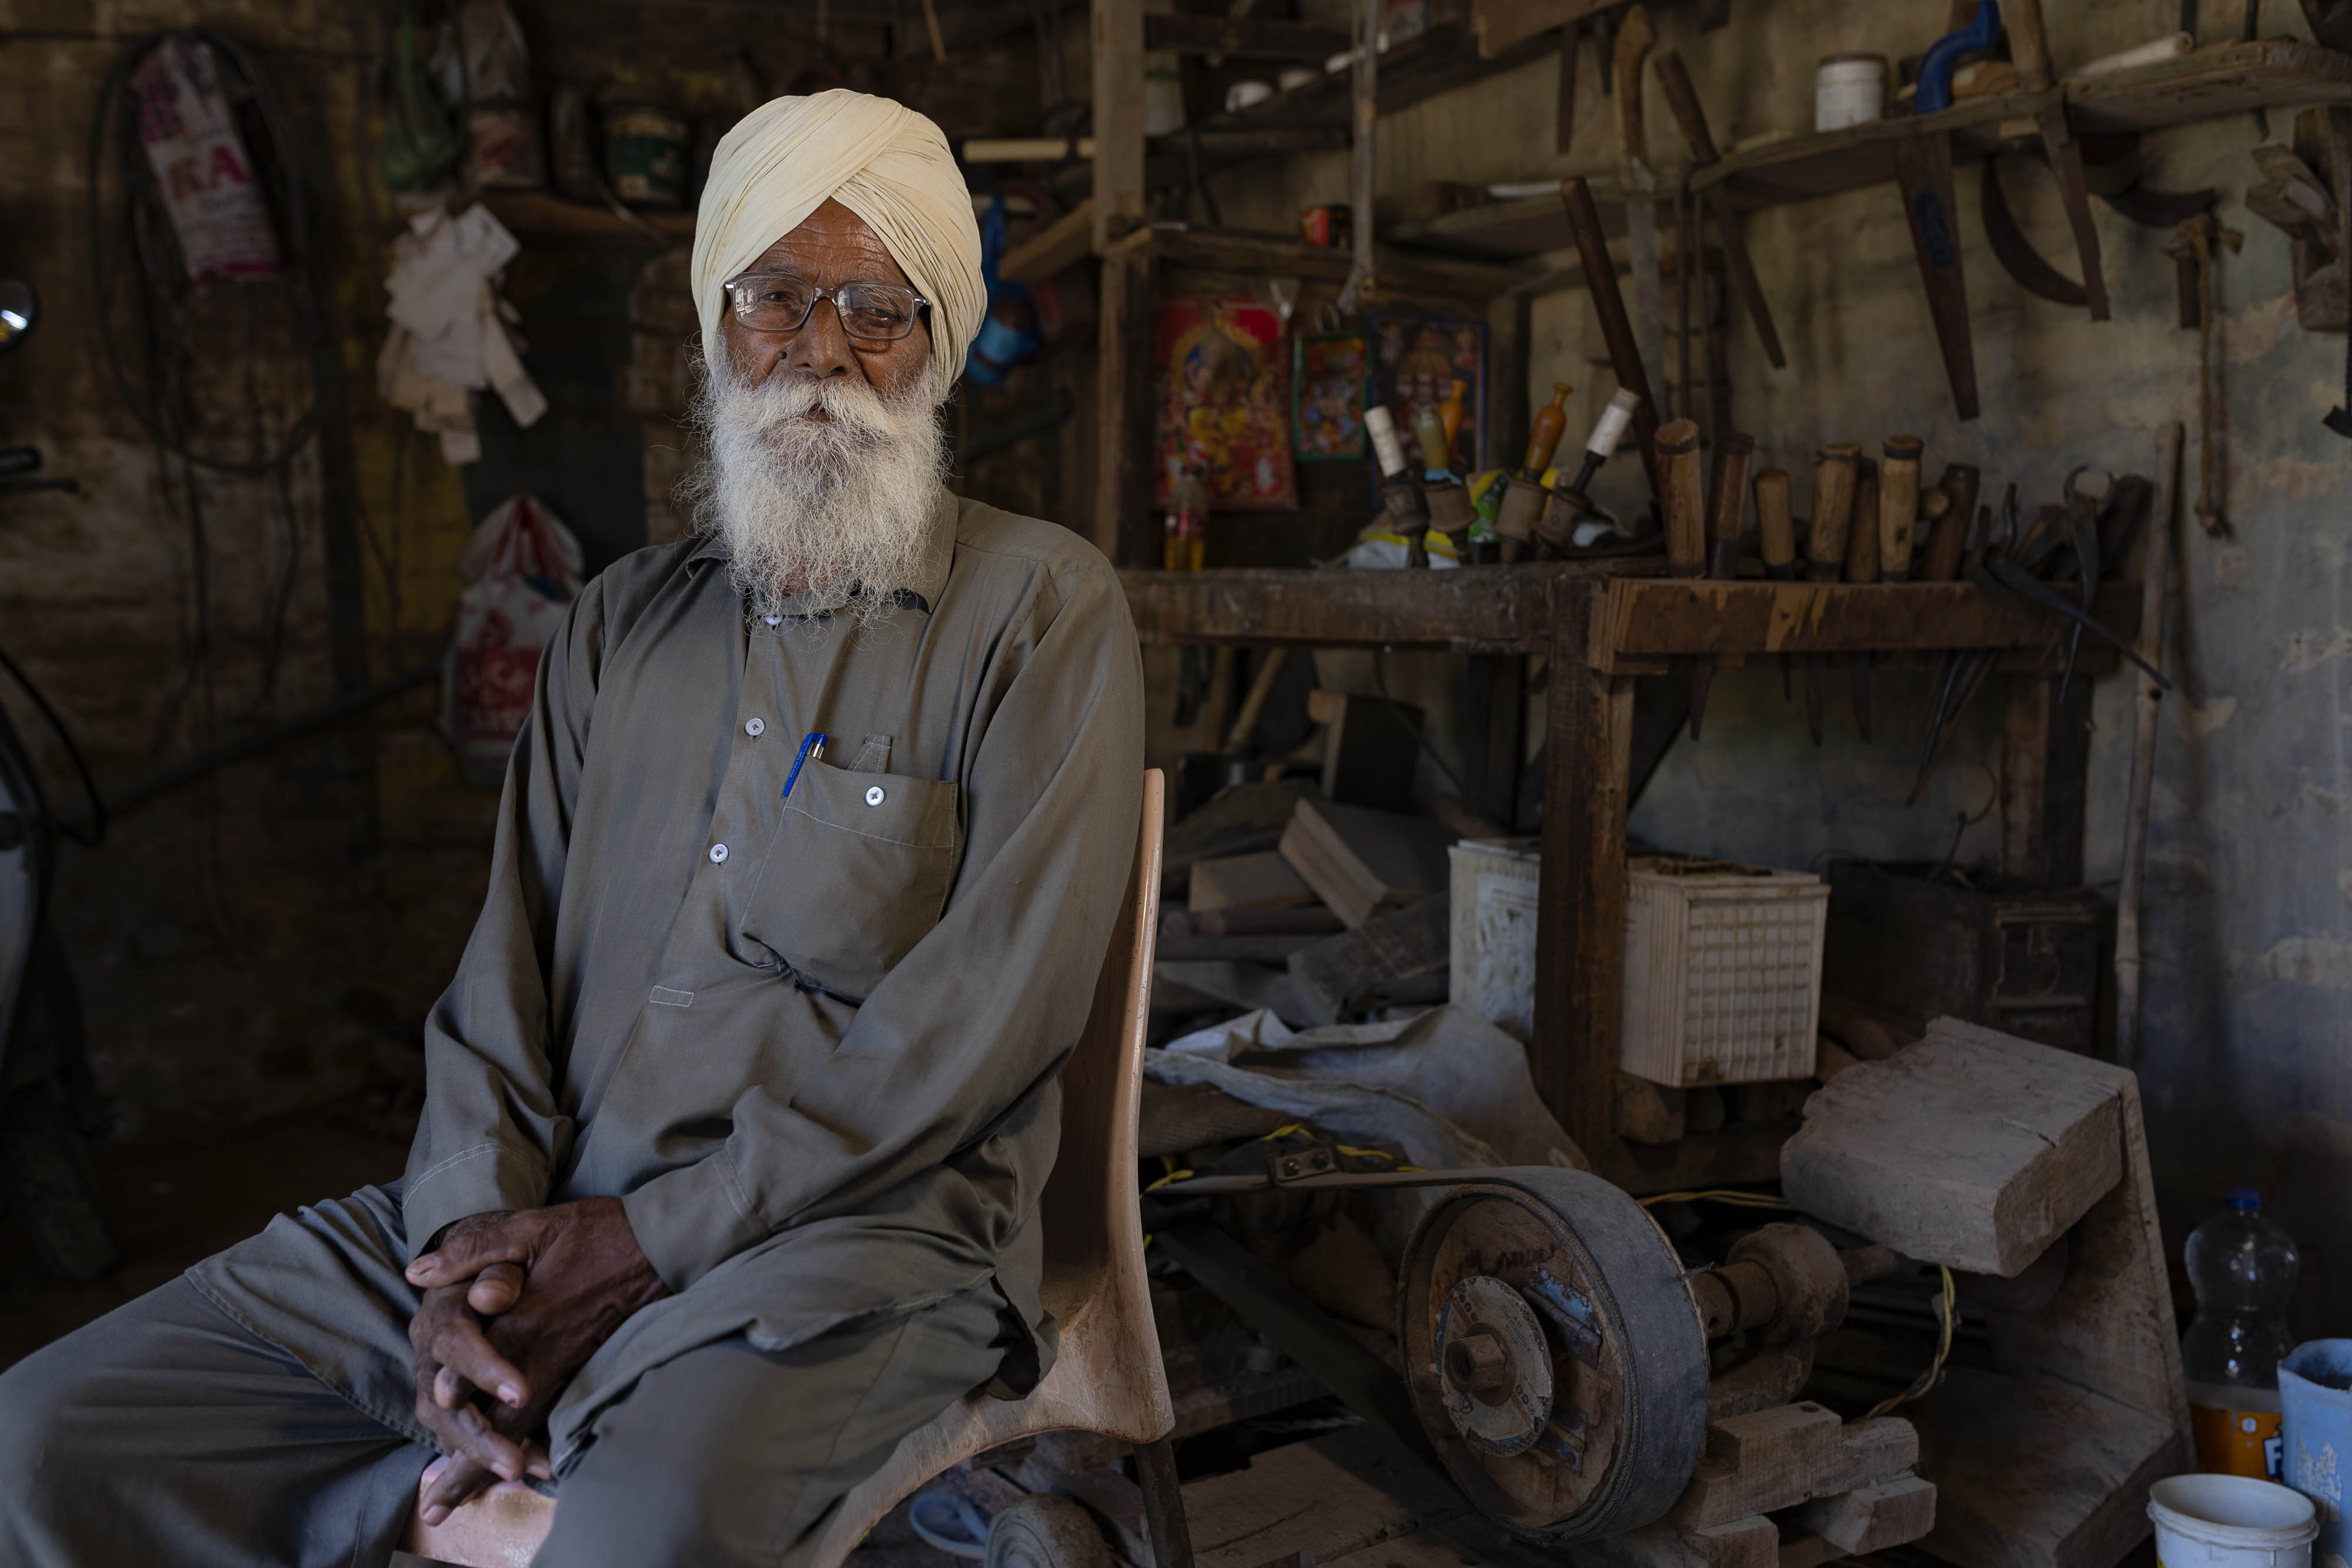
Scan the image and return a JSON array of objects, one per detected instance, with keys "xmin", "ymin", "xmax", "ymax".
[
  {"xmin": 1133, "ymin": 1435, "xmax": 1195, "ymax": 1568},
  {"xmin": 1093, "ymin": 241, "xmax": 1158, "ymax": 569},
  {"xmin": 1532, "ymin": 587, "xmax": 1635, "ymax": 1159},
  {"xmin": 1463, "ymin": 654, "xmax": 1526, "ymax": 832}
]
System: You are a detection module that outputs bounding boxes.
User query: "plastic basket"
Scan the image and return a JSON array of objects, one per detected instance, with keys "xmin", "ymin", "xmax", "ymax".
[{"xmin": 1619, "ymin": 855, "xmax": 1828, "ymax": 1086}]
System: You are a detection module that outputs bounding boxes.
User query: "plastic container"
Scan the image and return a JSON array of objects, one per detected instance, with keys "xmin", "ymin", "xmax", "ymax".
[
  {"xmin": 2278, "ymin": 1340, "xmax": 2352, "ymax": 1568},
  {"xmin": 2187, "ymin": 1190, "xmax": 2300, "ymax": 1480},
  {"xmin": 1619, "ymin": 855, "xmax": 1828, "ymax": 1086},
  {"xmin": 2147, "ymin": 1474, "xmax": 2318, "ymax": 1568},
  {"xmin": 1815, "ymin": 54, "xmax": 1888, "ymax": 132}
]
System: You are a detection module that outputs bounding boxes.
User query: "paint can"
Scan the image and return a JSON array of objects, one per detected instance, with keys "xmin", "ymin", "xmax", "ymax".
[
  {"xmin": 2281, "ymin": 1341, "xmax": 2352, "ymax": 1568},
  {"xmin": 603, "ymin": 102, "xmax": 689, "ymax": 206},
  {"xmin": 1814, "ymin": 54, "xmax": 1887, "ymax": 133},
  {"xmin": 2147, "ymin": 1475, "xmax": 2320, "ymax": 1568}
]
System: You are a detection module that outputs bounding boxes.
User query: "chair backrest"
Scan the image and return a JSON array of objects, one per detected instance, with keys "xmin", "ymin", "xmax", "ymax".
[{"xmin": 1034, "ymin": 769, "xmax": 1164, "ymax": 1319}]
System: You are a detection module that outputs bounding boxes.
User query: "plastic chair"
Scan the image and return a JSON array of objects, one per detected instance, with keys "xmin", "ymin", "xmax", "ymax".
[{"xmin": 409, "ymin": 771, "xmax": 1186, "ymax": 1568}]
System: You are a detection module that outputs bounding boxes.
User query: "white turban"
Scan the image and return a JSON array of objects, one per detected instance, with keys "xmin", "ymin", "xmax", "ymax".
[{"xmin": 690, "ymin": 89, "xmax": 984, "ymax": 392}]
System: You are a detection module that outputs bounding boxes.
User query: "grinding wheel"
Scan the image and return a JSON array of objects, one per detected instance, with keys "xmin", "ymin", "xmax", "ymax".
[{"xmin": 1397, "ymin": 1168, "xmax": 1709, "ymax": 1542}]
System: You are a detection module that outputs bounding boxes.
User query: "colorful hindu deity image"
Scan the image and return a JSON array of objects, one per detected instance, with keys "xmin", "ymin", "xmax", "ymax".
[
  {"xmin": 1371, "ymin": 314, "xmax": 1488, "ymax": 474},
  {"xmin": 1153, "ymin": 295, "xmax": 1297, "ymax": 511},
  {"xmin": 1292, "ymin": 334, "xmax": 1370, "ymax": 462}
]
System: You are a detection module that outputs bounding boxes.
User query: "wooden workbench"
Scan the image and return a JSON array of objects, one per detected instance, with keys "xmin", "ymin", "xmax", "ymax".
[{"xmin": 1124, "ymin": 565, "xmax": 2132, "ymax": 1167}]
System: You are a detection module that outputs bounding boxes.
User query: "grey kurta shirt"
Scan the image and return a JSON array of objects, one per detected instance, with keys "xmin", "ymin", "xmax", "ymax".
[{"xmin": 192, "ymin": 492, "xmax": 1144, "ymax": 1467}]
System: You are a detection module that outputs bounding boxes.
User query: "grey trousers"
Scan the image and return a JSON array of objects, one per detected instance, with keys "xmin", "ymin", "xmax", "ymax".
[{"xmin": 0, "ymin": 1275, "xmax": 1008, "ymax": 1568}]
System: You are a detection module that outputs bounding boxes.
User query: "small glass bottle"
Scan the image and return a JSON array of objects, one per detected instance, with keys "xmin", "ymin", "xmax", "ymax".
[{"xmin": 2184, "ymin": 1188, "xmax": 2299, "ymax": 1480}]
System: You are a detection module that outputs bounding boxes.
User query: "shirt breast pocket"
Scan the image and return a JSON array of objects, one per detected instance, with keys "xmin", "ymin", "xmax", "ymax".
[{"xmin": 739, "ymin": 760, "xmax": 961, "ymax": 1001}]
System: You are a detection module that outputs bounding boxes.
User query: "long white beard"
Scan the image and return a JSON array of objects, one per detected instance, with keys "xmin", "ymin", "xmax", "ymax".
[{"xmin": 682, "ymin": 361, "xmax": 948, "ymax": 624}]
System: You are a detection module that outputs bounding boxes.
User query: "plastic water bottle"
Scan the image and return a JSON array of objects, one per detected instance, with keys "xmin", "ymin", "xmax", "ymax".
[{"xmin": 2184, "ymin": 1188, "xmax": 2299, "ymax": 1480}]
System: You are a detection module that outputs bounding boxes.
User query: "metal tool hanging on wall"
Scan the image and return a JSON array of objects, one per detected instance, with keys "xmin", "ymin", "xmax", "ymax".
[
  {"xmin": 1613, "ymin": 6, "xmax": 1669, "ymax": 414},
  {"xmin": 1655, "ymin": 49, "xmax": 1786, "ymax": 370}
]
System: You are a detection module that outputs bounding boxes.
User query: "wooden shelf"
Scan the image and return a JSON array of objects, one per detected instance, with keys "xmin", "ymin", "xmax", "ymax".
[
  {"xmin": 476, "ymin": 190, "xmax": 693, "ymax": 245},
  {"xmin": 1385, "ymin": 40, "xmax": 2352, "ymax": 262},
  {"xmin": 1121, "ymin": 567, "xmax": 2136, "ymax": 665}
]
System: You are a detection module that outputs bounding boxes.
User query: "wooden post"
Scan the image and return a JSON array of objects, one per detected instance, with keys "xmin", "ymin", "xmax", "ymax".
[
  {"xmin": 1091, "ymin": 0, "xmax": 1147, "ymax": 253},
  {"xmin": 1463, "ymin": 654, "xmax": 1526, "ymax": 830},
  {"xmin": 1094, "ymin": 235, "xmax": 1157, "ymax": 567},
  {"xmin": 1531, "ymin": 580, "xmax": 1635, "ymax": 1158},
  {"xmin": 2000, "ymin": 671, "xmax": 2092, "ymax": 887}
]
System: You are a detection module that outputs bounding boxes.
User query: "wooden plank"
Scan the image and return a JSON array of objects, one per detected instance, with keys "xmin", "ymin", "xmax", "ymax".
[
  {"xmin": 1532, "ymin": 580, "xmax": 1633, "ymax": 1156},
  {"xmin": 1471, "ymin": 0, "xmax": 1623, "ymax": 61},
  {"xmin": 1184, "ymin": 1423, "xmax": 1465, "ymax": 1568},
  {"xmin": 1191, "ymin": 21, "xmax": 1561, "ymax": 133},
  {"xmin": 999, "ymin": 200, "xmax": 1094, "ymax": 285},
  {"xmin": 1593, "ymin": 1512, "xmax": 1780, "ymax": 1568},
  {"xmin": 1591, "ymin": 579, "xmax": 2140, "ymax": 666},
  {"xmin": 1122, "ymin": 566, "xmax": 1594, "ymax": 653},
  {"xmin": 1677, "ymin": 1410, "xmax": 1919, "ymax": 1527},
  {"xmin": 1091, "ymin": 0, "xmax": 1147, "ymax": 252},
  {"xmin": 1789, "ymin": 1476, "xmax": 1940, "ymax": 1556},
  {"xmin": 2001, "ymin": 673, "xmax": 2053, "ymax": 881},
  {"xmin": 1188, "ymin": 851, "xmax": 1315, "ymax": 912},
  {"xmin": 1142, "ymin": 12, "xmax": 1349, "ymax": 60},
  {"xmin": 1779, "ymin": 1018, "xmax": 2125, "ymax": 1276},
  {"xmin": 1094, "ymin": 236, "xmax": 1157, "ymax": 567},
  {"xmin": 1912, "ymin": 1367, "xmax": 2182, "ymax": 1568}
]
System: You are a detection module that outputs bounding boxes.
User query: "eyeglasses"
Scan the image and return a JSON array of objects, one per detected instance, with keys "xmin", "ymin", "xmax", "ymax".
[{"xmin": 720, "ymin": 273, "xmax": 930, "ymax": 342}]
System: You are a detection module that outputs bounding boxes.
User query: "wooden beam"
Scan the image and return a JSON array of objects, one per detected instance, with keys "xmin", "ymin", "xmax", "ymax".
[
  {"xmin": 1092, "ymin": 0, "xmax": 1147, "ymax": 252},
  {"xmin": 1122, "ymin": 565, "xmax": 1623, "ymax": 653},
  {"xmin": 1472, "ymin": 0, "xmax": 1623, "ymax": 61},
  {"xmin": 2000, "ymin": 674, "xmax": 2052, "ymax": 882},
  {"xmin": 1532, "ymin": 579, "xmax": 1633, "ymax": 1159},
  {"xmin": 1462, "ymin": 654, "xmax": 1527, "ymax": 830},
  {"xmin": 1588, "ymin": 579, "xmax": 2140, "ymax": 667},
  {"xmin": 1095, "ymin": 236, "xmax": 1157, "ymax": 567},
  {"xmin": 1142, "ymin": 13, "xmax": 1349, "ymax": 61},
  {"xmin": 1148, "ymin": 227, "xmax": 1536, "ymax": 299},
  {"xmin": 1000, "ymin": 200, "xmax": 1094, "ymax": 284}
]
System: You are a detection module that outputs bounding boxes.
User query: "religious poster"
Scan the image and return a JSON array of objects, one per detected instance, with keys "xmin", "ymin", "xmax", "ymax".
[
  {"xmin": 1369, "ymin": 313, "xmax": 1488, "ymax": 474},
  {"xmin": 1154, "ymin": 295, "xmax": 1297, "ymax": 511},
  {"xmin": 1292, "ymin": 333, "xmax": 1369, "ymax": 462}
]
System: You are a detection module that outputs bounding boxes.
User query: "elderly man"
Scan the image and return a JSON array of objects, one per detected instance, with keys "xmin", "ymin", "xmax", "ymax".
[{"xmin": 0, "ymin": 89, "xmax": 1142, "ymax": 1567}]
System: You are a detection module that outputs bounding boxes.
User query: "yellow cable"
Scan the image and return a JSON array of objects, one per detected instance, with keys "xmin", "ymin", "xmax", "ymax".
[
  {"xmin": 1637, "ymin": 1189, "xmax": 1795, "ymax": 1211},
  {"xmin": 1866, "ymin": 1265, "xmax": 1956, "ymax": 1419}
]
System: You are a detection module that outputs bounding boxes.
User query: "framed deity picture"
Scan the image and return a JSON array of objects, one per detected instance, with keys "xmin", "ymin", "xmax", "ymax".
[
  {"xmin": 1153, "ymin": 295, "xmax": 1297, "ymax": 511},
  {"xmin": 1369, "ymin": 313, "xmax": 1489, "ymax": 475},
  {"xmin": 1292, "ymin": 333, "xmax": 1370, "ymax": 462}
]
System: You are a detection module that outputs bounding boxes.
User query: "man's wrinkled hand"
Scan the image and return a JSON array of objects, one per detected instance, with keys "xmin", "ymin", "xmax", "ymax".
[{"xmin": 405, "ymin": 1198, "xmax": 670, "ymax": 1523}]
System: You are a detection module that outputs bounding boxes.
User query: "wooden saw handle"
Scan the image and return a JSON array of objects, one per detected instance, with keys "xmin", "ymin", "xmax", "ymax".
[{"xmin": 1808, "ymin": 444, "xmax": 1860, "ymax": 580}]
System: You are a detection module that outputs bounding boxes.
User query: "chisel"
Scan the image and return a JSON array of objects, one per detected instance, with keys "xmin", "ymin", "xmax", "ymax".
[
  {"xmin": 1658, "ymin": 418, "xmax": 1706, "ymax": 577},
  {"xmin": 1879, "ymin": 435, "xmax": 1923, "ymax": 581},
  {"xmin": 1921, "ymin": 462, "xmax": 1980, "ymax": 582},
  {"xmin": 1755, "ymin": 466, "xmax": 1797, "ymax": 701},
  {"xmin": 1559, "ymin": 179, "xmax": 1663, "ymax": 502},
  {"xmin": 1844, "ymin": 457, "xmax": 1880, "ymax": 741},
  {"xmin": 1688, "ymin": 430, "xmax": 1755, "ymax": 738},
  {"xmin": 1804, "ymin": 444, "xmax": 1860, "ymax": 745}
]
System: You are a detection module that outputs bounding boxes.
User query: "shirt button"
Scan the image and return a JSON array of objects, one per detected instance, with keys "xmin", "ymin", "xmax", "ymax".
[
  {"xmin": 709, "ymin": 843, "xmax": 729, "ymax": 864},
  {"xmin": 864, "ymin": 785, "xmax": 886, "ymax": 806},
  {"xmin": 744, "ymin": 717, "xmax": 765, "ymax": 737}
]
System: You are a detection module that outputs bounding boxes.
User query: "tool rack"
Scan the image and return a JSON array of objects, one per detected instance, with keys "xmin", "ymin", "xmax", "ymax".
[{"xmin": 1121, "ymin": 564, "xmax": 2137, "ymax": 1171}]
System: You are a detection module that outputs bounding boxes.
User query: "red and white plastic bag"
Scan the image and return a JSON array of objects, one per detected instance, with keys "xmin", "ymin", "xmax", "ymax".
[{"xmin": 441, "ymin": 494, "xmax": 585, "ymax": 788}]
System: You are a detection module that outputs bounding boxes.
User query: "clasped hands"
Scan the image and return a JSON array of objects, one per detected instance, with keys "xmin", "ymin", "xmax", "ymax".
[{"xmin": 403, "ymin": 1196, "xmax": 669, "ymax": 1524}]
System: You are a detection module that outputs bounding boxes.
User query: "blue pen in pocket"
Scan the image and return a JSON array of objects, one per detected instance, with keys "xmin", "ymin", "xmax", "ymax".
[{"xmin": 783, "ymin": 732, "xmax": 826, "ymax": 800}]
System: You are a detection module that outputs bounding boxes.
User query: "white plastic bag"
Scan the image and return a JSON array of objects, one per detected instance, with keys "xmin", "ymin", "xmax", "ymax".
[{"xmin": 440, "ymin": 494, "xmax": 584, "ymax": 787}]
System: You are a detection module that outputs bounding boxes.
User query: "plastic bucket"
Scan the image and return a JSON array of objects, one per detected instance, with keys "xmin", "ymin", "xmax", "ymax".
[
  {"xmin": 2149, "ymin": 1474, "xmax": 2320, "ymax": 1568},
  {"xmin": 2280, "ymin": 1340, "xmax": 2352, "ymax": 1568}
]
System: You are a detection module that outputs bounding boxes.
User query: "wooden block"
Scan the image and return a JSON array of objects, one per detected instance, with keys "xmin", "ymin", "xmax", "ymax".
[
  {"xmin": 1182, "ymin": 1426, "xmax": 1466, "ymax": 1568},
  {"xmin": 1618, "ymin": 1073, "xmax": 1688, "ymax": 1144},
  {"xmin": 1188, "ymin": 851, "xmax": 1315, "ymax": 912},
  {"xmin": 1678, "ymin": 1409, "xmax": 1918, "ymax": 1528},
  {"xmin": 1778, "ymin": 1017, "xmax": 2124, "ymax": 1276},
  {"xmin": 1593, "ymin": 1512, "xmax": 1780, "ymax": 1568},
  {"xmin": 1789, "ymin": 1475, "xmax": 1939, "ymax": 1556},
  {"xmin": 1278, "ymin": 798, "xmax": 1459, "ymax": 929},
  {"xmin": 1911, "ymin": 1366, "xmax": 2183, "ymax": 1568},
  {"xmin": 1287, "ymin": 894, "xmax": 1451, "ymax": 1025}
]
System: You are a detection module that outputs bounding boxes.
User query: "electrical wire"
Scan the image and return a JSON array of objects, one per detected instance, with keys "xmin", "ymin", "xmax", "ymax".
[
  {"xmin": 1866, "ymin": 1265, "xmax": 1957, "ymax": 1418},
  {"xmin": 0, "ymin": 644, "xmax": 108, "ymax": 850},
  {"xmin": 1637, "ymin": 1189, "xmax": 1795, "ymax": 1212}
]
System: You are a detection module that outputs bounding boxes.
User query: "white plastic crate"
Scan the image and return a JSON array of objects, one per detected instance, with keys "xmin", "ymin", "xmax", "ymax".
[
  {"xmin": 1619, "ymin": 855, "xmax": 1828, "ymax": 1086},
  {"xmin": 1449, "ymin": 838, "xmax": 1542, "ymax": 1040}
]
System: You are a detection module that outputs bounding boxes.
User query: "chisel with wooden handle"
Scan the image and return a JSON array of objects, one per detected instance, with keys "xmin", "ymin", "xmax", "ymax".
[
  {"xmin": 1655, "ymin": 48, "xmax": 1786, "ymax": 369},
  {"xmin": 1755, "ymin": 466, "xmax": 1796, "ymax": 701},
  {"xmin": 1658, "ymin": 418, "xmax": 1706, "ymax": 576},
  {"xmin": 1879, "ymin": 435, "xmax": 1923, "ymax": 581},
  {"xmin": 1922, "ymin": 462, "xmax": 1979, "ymax": 581},
  {"xmin": 1687, "ymin": 430, "xmax": 1755, "ymax": 738},
  {"xmin": 1845, "ymin": 457, "xmax": 1879, "ymax": 741},
  {"xmin": 1803, "ymin": 445, "xmax": 1859, "ymax": 745}
]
